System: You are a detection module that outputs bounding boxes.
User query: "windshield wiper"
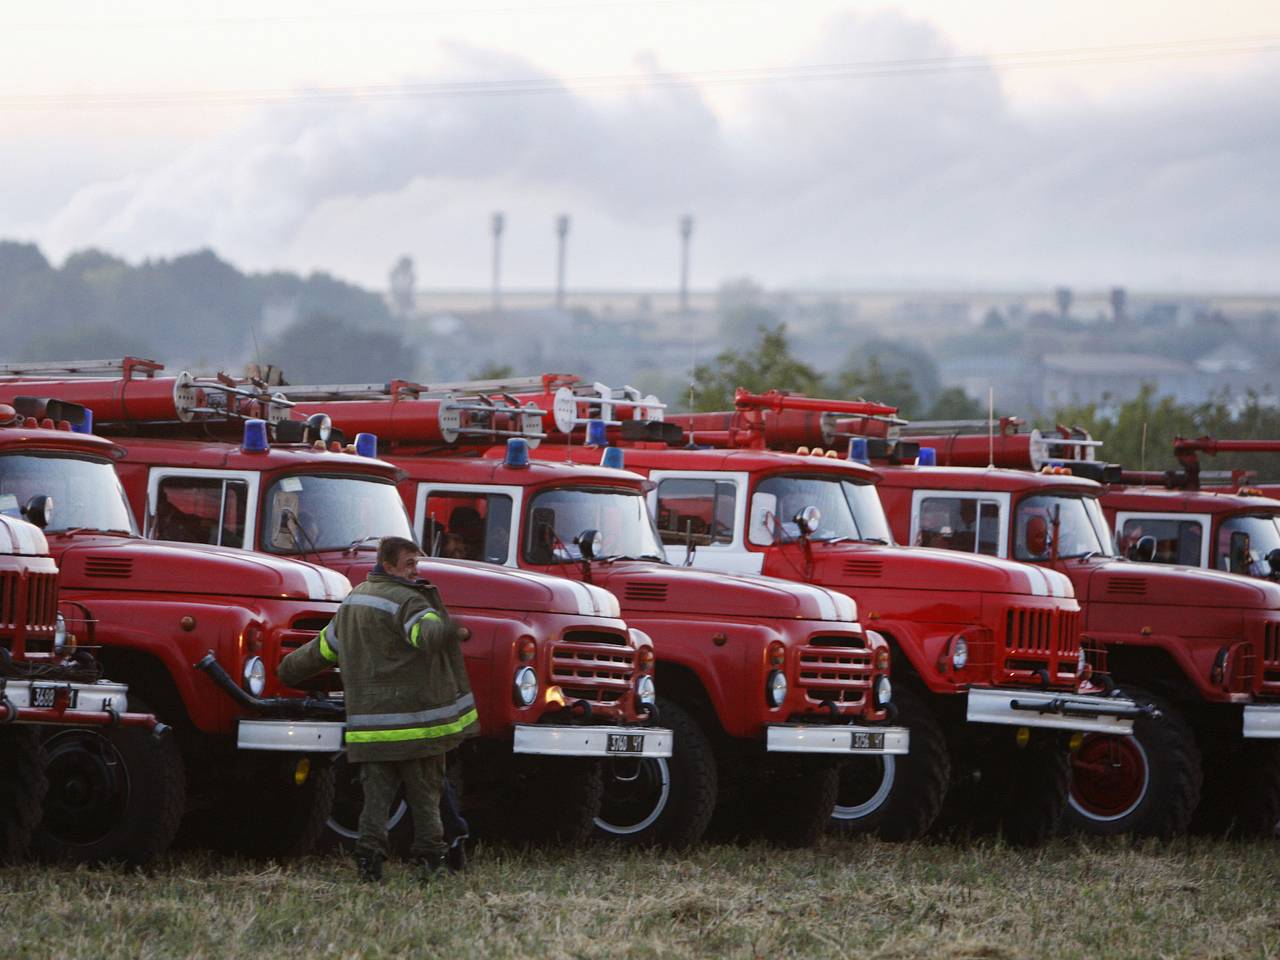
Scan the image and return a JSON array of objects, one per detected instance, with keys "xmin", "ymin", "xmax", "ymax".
[
  {"xmin": 855, "ymin": 537, "xmax": 889, "ymax": 545},
  {"xmin": 598, "ymin": 553, "xmax": 666, "ymax": 563},
  {"xmin": 345, "ymin": 535, "xmax": 381, "ymax": 555}
]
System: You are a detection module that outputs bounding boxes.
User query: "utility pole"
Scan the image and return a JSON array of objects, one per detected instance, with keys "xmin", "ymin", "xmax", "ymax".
[
  {"xmin": 491, "ymin": 211, "xmax": 505, "ymax": 316},
  {"xmin": 555, "ymin": 214, "xmax": 570, "ymax": 311},
  {"xmin": 679, "ymin": 214, "xmax": 694, "ymax": 315}
]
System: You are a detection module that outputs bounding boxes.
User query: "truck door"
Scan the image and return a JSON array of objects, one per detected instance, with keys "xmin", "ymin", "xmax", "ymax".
[
  {"xmin": 146, "ymin": 468, "xmax": 259, "ymax": 549},
  {"xmin": 645, "ymin": 471, "xmax": 761, "ymax": 573}
]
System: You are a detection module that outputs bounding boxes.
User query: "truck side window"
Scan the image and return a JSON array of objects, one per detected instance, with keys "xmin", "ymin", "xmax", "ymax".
[
  {"xmin": 423, "ymin": 492, "xmax": 512, "ymax": 564},
  {"xmin": 1119, "ymin": 518, "xmax": 1201, "ymax": 566},
  {"xmin": 916, "ymin": 496, "xmax": 1000, "ymax": 555},
  {"xmin": 153, "ymin": 477, "xmax": 247, "ymax": 548},
  {"xmin": 655, "ymin": 479, "xmax": 736, "ymax": 546}
]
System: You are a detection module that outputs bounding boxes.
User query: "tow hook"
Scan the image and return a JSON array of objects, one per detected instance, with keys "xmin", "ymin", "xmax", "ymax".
[{"xmin": 639, "ymin": 701, "xmax": 661, "ymax": 725}]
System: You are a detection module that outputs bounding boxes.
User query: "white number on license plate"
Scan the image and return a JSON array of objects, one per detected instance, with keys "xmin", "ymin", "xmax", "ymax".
[
  {"xmin": 851, "ymin": 731, "xmax": 885, "ymax": 751},
  {"xmin": 32, "ymin": 685, "xmax": 77, "ymax": 709},
  {"xmin": 606, "ymin": 733, "xmax": 646, "ymax": 754}
]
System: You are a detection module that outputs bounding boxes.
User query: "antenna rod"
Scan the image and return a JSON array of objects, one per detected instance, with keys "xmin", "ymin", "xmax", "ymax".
[
  {"xmin": 987, "ymin": 387, "xmax": 995, "ymax": 468},
  {"xmin": 1141, "ymin": 421, "xmax": 1148, "ymax": 477}
]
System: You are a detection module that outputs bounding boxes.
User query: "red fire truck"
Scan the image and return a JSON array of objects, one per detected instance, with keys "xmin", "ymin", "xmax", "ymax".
[
  {"xmin": 272, "ymin": 377, "xmax": 906, "ymax": 848},
  {"xmin": 844, "ymin": 418, "xmax": 1280, "ymax": 836},
  {"xmin": 279, "ymin": 376, "xmax": 1136, "ymax": 846},
  {"xmin": 0, "ymin": 360, "xmax": 671, "ymax": 847},
  {"xmin": 0, "ymin": 510, "xmax": 173, "ymax": 864},
  {"xmin": 0, "ymin": 381, "xmax": 356, "ymax": 860}
]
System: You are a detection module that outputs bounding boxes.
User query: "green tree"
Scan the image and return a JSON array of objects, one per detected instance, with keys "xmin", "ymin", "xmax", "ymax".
[{"xmin": 690, "ymin": 324, "xmax": 823, "ymax": 412}]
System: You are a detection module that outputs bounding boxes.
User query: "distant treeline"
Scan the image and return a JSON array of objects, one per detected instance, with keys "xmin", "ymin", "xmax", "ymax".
[{"xmin": 0, "ymin": 241, "xmax": 415, "ymax": 381}]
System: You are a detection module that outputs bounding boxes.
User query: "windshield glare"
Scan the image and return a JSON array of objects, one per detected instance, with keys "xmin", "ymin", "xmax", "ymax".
[
  {"xmin": 1014, "ymin": 495, "xmax": 1112, "ymax": 560},
  {"xmin": 262, "ymin": 475, "xmax": 413, "ymax": 554},
  {"xmin": 749, "ymin": 474, "xmax": 894, "ymax": 545},
  {"xmin": 1216, "ymin": 514, "xmax": 1280, "ymax": 578},
  {"xmin": 0, "ymin": 453, "xmax": 137, "ymax": 533},
  {"xmin": 524, "ymin": 488, "xmax": 666, "ymax": 564}
]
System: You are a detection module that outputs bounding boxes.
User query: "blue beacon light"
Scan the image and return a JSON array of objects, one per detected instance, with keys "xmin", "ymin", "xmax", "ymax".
[
  {"xmin": 601, "ymin": 447, "xmax": 625, "ymax": 470},
  {"xmin": 71, "ymin": 408, "xmax": 94, "ymax": 435},
  {"xmin": 355, "ymin": 432, "xmax": 378, "ymax": 458},
  {"xmin": 847, "ymin": 437, "xmax": 869, "ymax": 464},
  {"xmin": 917, "ymin": 446, "xmax": 937, "ymax": 466},
  {"xmin": 504, "ymin": 437, "xmax": 531, "ymax": 468},
  {"xmin": 242, "ymin": 419, "xmax": 270, "ymax": 453}
]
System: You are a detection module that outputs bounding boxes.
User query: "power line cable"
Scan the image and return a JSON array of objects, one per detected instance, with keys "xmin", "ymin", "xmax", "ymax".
[{"xmin": 3, "ymin": 34, "xmax": 1277, "ymax": 110}]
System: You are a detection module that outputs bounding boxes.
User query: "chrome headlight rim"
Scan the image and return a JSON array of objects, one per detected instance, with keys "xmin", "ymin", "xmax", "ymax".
[
  {"xmin": 513, "ymin": 665, "xmax": 539, "ymax": 707},
  {"xmin": 53, "ymin": 612, "xmax": 68, "ymax": 654},
  {"xmin": 636, "ymin": 674, "xmax": 657, "ymax": 706},
  {"xmin": 242, "ymin": 655, "xmax": 267, "ymax": 697},
  {"xmin": 766, "ymin": 669, "xmax": 788, "ymax": 708},
  {"xmin": 875, "ymin": 674, "xmax": 892, "ymax": 707}
]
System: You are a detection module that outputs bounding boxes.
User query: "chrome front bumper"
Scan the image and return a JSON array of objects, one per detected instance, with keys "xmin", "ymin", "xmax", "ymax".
[
  {"xmin": 967, "ymin": 687, "xmax": 1139, "ymax": 734},
  {"xmin": 766, "ymin": 724, "xmax": 910, "ymax": 755},
  {"xmin": 1, "ymin": 679, "xmax": 129, "ymax": 713},
  {"xmin": 237, "ymin": 718, "xmax": 345, "ymax": 752},
  {"xmin": 1243, "ymin": 704, "xmax": 1280, "ymax": 739},
  {"xmin": 513, "ymin": 724, "xmax": 673, "ymax": 758}
]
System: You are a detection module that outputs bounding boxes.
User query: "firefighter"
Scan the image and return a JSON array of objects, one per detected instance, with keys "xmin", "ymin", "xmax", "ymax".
[{"xmin": 278, "ymin": 535, "xmax": 478, "ymax": 881}]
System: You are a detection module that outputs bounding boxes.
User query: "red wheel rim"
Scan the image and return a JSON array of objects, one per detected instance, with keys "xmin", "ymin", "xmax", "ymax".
[{"xmin": 1069, "ymin": 733, "xmax": 1150, "ymax": 821}]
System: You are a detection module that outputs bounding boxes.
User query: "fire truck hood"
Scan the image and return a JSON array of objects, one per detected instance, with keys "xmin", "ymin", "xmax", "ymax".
[
  {"xmin": 593, "ymin": 563, "xmax": 859, "ymax": 623},
  {"xmin": 1085, "ymin": 559, "xmax": 1280, "ymax": 609},
  {"xmin": 418, "ymin": 559, "xmax": 623, "ymax": 618},
  {"xmin": 57, "ymin": 539, "xmax": 351, "ymax": 602},
  {"xmin": 813, "ymin": 544, "xmax": 1075, "ymax": 599},
  {"xmin": 0, "ymin": 515, "xmax": 49, "ymax": 556}
]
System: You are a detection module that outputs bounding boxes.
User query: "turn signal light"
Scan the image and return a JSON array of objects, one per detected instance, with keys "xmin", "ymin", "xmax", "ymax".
[
  {"xmin": 638, "ymin": 645, "xmax": 656, "ymax": 670},
  {"xmin": 767, "ymin": 640, "xmax": 786, "ymax": 667},
  {"xmin": 518, "ymin": 636, "xmax": 537, "ymax": 663},
  {"xmin": 874, "ymin": 648, "xmax": 890, "ymax": 671}
]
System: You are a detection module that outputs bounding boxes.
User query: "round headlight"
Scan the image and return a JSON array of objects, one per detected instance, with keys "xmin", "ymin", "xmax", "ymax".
[
  {"xmin": 243, "ymin": 655, "xmax": 267, "ymax": 697},
  {"xmin": 636, "ymin": 674, "xmax": 656, "ymax": 705},
  {"xmin": 951, "ymin": 636, "xmax": 969, "ymax": 671},
  {"xmin": 875, "ymin": 675, "xmax": 892, "ymax": 707},
  {"xmin": 53, "ymin": 612, "xmax": 68, "ymax": 654},
  {"xmin": 766, "ymin": 669, "xmax": 788, "ymax": 708},
  {"xmin": 513, "ymin": 666, "xmax": 539, "ymax": 707}
]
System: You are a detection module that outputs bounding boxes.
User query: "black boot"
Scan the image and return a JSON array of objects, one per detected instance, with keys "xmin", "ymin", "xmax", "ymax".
[
  {"xmin": 416, "ymin": 852, "xmax": 447, "ymax": 881},
  {"xmin": 446, "ymin": 839, "xmax": 468, "ymax": 874},
  {"xmin": 355, "ymin": 849, "xmax": 385, "ymax": 883}
]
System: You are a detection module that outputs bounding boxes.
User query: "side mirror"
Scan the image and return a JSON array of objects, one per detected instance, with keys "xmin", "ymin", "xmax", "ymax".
[
  {"xmin": 793, "ymin": 505, "xmax": 821, "ymax": 537},
  {"xmin": 22, "ymin": 495, "xmax": 52, "ymax": 530},
  {"xmin": 574, "ymin": 528, "xmax": 602, "ymax": 561},
  {"xmin": 1267, "ymin": 548, "xmax": 1280, "ymax": 573},
  {"xmin": 1128, "ymin": 535, "xmax": 1156, "ymax": 563}
]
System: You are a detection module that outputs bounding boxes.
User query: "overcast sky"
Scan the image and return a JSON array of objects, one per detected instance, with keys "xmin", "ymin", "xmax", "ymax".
[{"xmin": 3, "ymin": 0, "xmax": 1278, "ymax": 291}]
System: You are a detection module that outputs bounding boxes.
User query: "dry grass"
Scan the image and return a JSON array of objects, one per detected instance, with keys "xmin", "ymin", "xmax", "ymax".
[{"xmin": 2, "ymin": 837, "xmax": 1277, "ymax": 960}]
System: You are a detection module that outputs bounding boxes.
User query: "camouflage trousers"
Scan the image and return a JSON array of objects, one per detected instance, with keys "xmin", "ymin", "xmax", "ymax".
[{"xmin": 357, "ymin": 754, "xmax": 447, "ymax": 858}]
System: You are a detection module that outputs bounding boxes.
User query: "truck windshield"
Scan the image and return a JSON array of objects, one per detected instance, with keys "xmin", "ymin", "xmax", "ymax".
[
  {"xmin": 0, "ymin": 453, "xmax": 137, "ymax": 534},
  {"xmin": 524, "ymin": 487, "xmax": 667, "ymax": 564},
  {"xmin": 1215, "ymin": 514, "xmax": 1280, "ymax": 578},
  {"xmin": 749, "ymin": 474, "xmax": 894, "ymax": 545},
  {"xmin": 1013, "ymin": 495, "xmax": 1113, "ymax": 560},
  {"xmin": 261, "ymin": 475, "xmax": 413, "ymax": 554}
]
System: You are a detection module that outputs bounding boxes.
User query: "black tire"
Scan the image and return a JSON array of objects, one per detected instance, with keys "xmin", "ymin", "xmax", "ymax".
[
  {"xmin": 320, "ymin": 752, "xmax": 416, "ymax": 854},
  {"xmin": 1191, "ymin": 741, "xmax": 1280, "ymax": 838},
  {"xmin": 1063, "ymin": 687, "xmax": 1202, "ymax": 839},
  {"xmin": 756, "ymin": 759, "xmax": 840, "ymax": 848},
  {"xmin": 997, "ymin": 740, "xmax": 1070, "ymax": 847},
  {"xmin": 0, "ymin": 727, "xmax": 48, "ymax": 863},
  {"xmin": 828, "ymin": 685, "xmax": 950, "ymax": 841},
  {"xmin": 593, "ymin": 697, "xmax": 717, "ymax": 849},
  {"xmin": 229, "ymin": 758, "xmax": 336, "ymax": 859},
  {"xmin": 32, "ymin": 698, "xmax": 185, "ymax": 866},
  {"xmin": 524, "ymin": 758, "xmax": 604, "ymax": 846}
]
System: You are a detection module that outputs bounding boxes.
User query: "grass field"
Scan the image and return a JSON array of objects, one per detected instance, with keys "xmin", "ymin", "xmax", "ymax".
[{"xmin": 3, "ymin": 837, "xmax": 1277, "ymax": 960}]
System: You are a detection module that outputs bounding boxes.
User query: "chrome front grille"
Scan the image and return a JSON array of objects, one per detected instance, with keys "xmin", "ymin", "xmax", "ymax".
[
  {"xmin": 550, "ymin": 633, "xmax": 636, "ymax": 706},
  {"xmin": 1264, "ymin": 622, "xmax": 1280, "ymax": 692},
  {"xmin": 797, "ymin": 639, "xmax": 872, "ymax": 705},
  {"xmin": 0, "ymin": 568, "xmax": 59, "ymax": 653}
]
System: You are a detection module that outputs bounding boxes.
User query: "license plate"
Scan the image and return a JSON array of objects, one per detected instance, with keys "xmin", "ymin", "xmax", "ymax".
[
  {"xmin": 851, "ymin": 731, "xmax": 885, "ymax": 751},
  {"xmin": 607, "ymin": 733, "xmax": 646, "ymax": 755},
  {"xmin": 32, "ymin": 685, "xmax": 77, "ymax": 709}
]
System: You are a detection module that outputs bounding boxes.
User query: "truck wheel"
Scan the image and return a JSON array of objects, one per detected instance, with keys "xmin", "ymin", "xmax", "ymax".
[
  {"xmin": 828, "ymin": 686, "xmax": 949, "ymax": 841},
  {"xmin": 321, "ymin": 752, "xmax": 415, "ymax": 854},
  {"xmin": 231, "ymin": 758, "xmax": 336, "ymax": 859},
  {"xmin": 1064, "ymin": 687, "xmax": 1201, "ymax": 838},
  {"xmin": 0, "ymin": 727, "xmax": 47, "ymax": 863},
  {"xmin": 33, "ymin": 699, "xmax": 185, "ymax": 865},
  {"xmin": 1192, "ymin": 741, "xmax": 1280, "ymax": 837},
  {"xmin": 594, "ymin": 697, "xmax": 716, "ymax": 848},
  {"xmin": 525, "ymin": 758, "xmax": 604, "ymax": 845},
  {"xmin": 995, "ymin": 740, "xmax": 1070, "ymax": 847},
  {"xmin": 756, "ymin": 759, "xmax": 840, "ymax": 848}
]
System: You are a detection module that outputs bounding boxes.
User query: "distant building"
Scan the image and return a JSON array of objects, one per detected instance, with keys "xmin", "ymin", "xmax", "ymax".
[{"xmin": 1039, "ymin": 353, "xmax": 1199, "ymax": 408}]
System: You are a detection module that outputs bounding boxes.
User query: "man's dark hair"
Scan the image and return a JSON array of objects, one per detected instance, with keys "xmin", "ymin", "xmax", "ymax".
[{"xmin": 378, "ymin": 536, "xmax": 422, "ymax": 569}]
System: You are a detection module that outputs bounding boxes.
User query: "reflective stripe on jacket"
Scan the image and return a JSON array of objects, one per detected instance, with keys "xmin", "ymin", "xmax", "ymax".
[{"xmin": 278, "ymin": 572, "xmax": 478, "ymax": 762}]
